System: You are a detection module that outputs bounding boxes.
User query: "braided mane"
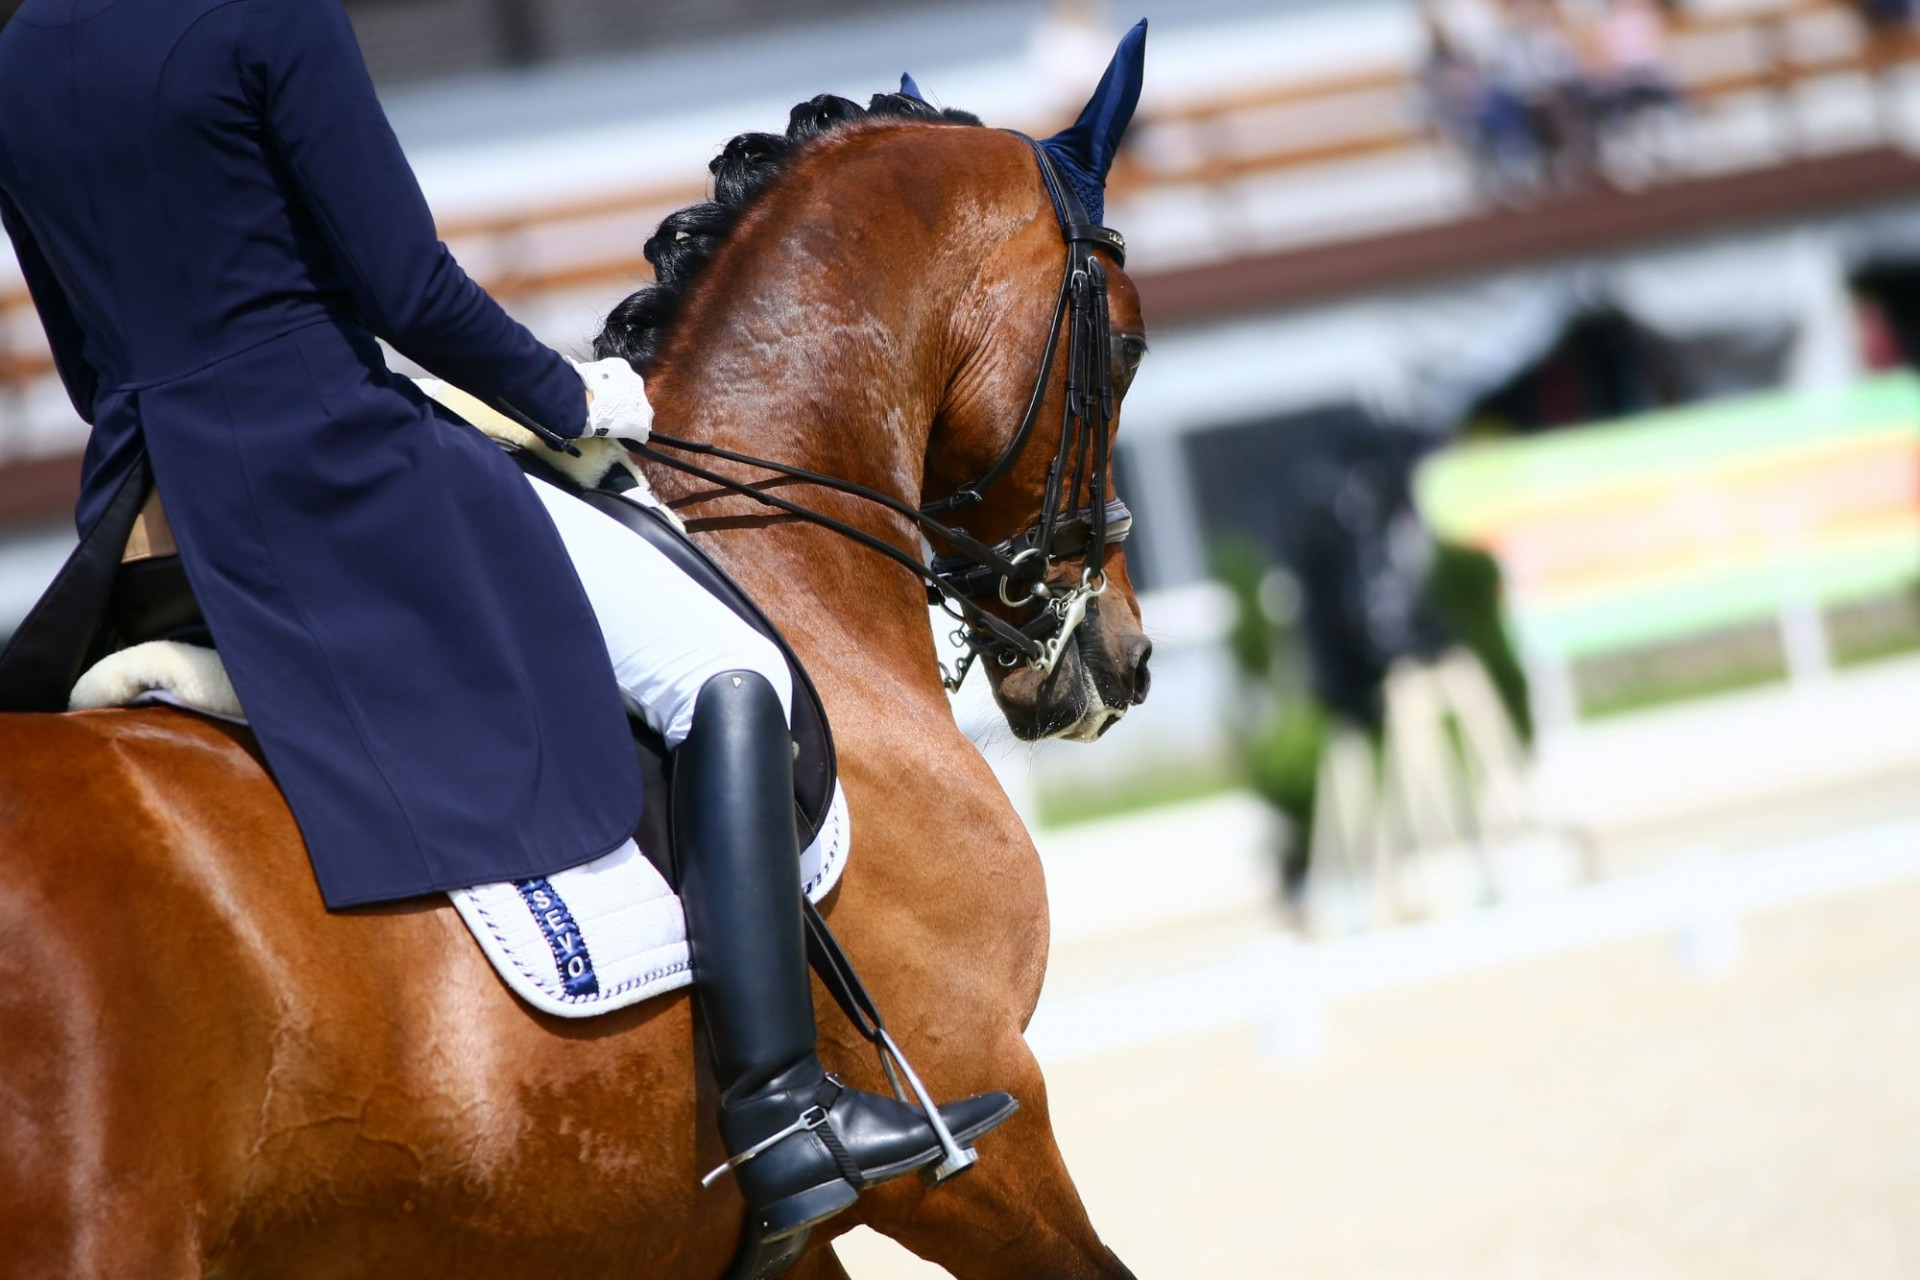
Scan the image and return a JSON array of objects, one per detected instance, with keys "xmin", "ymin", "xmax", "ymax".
[{"xmin": 592, "ymin": 91, "xmax": 981, "ymax": 374}]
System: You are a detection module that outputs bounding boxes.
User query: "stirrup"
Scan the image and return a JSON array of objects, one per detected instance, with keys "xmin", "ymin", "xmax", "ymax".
[
  {"xmin": 802, "ymin": 902, "xmax": 980, "ymax": 1183},
  {"xmin": 872, "ymin": 1027, "xmax": 978, "ymax": 1184}
]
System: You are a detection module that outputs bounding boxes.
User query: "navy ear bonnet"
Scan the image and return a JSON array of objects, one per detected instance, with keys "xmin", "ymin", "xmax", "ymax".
[
  {"xmin": 1039, "ymin": 18, "xmax": 1147, "ymax": 227},
  {"xmin": 898, "ymin": 18, "xmax": 1146, "ymax": 227}
]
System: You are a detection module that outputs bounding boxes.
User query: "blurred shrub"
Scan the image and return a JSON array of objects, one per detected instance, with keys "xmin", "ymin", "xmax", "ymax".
[
  {"xmin": 1212, "ymin": 536, "xmax": 1276, "ymax": 684},
  {"xmin": 1213, "ymin": 537, "xmax": 1322, "ymax": 884},
  {"xmin": 1425, "ymin": 539, "xmax": 1532, "ymax": 743},
  {"xmin": 1245, "ymin": 697, "xmax": 1329, "ymax": 890}
]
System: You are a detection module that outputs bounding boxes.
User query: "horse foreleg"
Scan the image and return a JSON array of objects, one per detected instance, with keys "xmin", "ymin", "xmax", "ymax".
[
  {"xmin": 788, "ymin": 1244, "xmax": 855, "ymax": 1280},
  {"xmin": 852, "ymin": 1035, "xmax": 1135, "ymax": 1280}
]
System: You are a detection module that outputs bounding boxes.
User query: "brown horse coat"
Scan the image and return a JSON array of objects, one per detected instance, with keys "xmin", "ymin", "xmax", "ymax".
[{"xmin": 0, "ymin": 120, "xmax": 1149, "ymax": 1279}]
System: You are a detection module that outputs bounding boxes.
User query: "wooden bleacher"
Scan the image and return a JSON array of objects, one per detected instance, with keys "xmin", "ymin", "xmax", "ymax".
[{"xmin": 3, "ymin": 0, "xmax": 1918, "ymax": 400}]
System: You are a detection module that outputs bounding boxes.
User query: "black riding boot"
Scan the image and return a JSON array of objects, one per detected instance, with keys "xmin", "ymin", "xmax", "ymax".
[{"xmin": 674, "ymin": 670, "xmax": 1018, "ymax": 1242}]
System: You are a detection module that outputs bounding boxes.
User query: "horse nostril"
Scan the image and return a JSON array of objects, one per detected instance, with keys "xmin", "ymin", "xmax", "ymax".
[{"xmin": 1128, "ymin": 638, "xmax": 1153, "ymax": 705}]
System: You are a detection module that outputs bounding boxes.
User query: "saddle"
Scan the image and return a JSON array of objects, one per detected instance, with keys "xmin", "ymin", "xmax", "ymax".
[{"xmin": 0, "ymin": 444, "xmax": 840, "ymax": 869}]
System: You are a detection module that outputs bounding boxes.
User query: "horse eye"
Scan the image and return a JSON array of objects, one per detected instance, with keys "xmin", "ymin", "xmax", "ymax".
[{"xmin": 1110, "ymin": 335, "xmax": 1147, "ymax": 397}]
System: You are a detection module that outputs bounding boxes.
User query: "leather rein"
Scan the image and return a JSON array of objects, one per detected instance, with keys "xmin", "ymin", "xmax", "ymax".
[{"xmin": 624, "ymin": 133, "xmax": 1134, "ymax": 693}]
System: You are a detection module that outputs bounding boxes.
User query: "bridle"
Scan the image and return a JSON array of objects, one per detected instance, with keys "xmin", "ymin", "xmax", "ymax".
[
  {"xmin": 923, "ymin": 135, "xmax": 1133, "ymax": 689},
  {"xmin": 624, "ymin": 132, "xmax": 1135, "ymax": 693}
]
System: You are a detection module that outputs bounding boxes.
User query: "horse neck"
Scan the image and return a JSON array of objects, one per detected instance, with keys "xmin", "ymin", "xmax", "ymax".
[{"xmin": 640, "ymin": 130, "xmax": 1010, "ymax": 676}]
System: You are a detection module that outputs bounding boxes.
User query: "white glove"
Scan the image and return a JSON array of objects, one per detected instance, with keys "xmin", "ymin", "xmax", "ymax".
[{"xmin": 572, "ymin": 357, "xmax": 654, "ymax": 442}]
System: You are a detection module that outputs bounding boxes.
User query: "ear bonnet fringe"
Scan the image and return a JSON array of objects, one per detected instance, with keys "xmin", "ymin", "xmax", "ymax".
[
  {"xmin": 593, "ymin": 92, "xmax": 982, "ymax": 373},
  {"xmin": 593, "ymin": 19, "xmax": 1145, "ymax": 374}
]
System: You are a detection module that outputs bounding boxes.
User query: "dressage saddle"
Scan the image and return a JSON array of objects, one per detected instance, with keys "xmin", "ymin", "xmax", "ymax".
[{"xmin": 0, "ymin": 448, "xmax": 842, "ymax": 866}]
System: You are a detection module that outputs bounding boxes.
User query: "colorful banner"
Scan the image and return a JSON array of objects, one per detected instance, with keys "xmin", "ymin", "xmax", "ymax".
[{"xmin": 1416, "ymin": 374, "xmax": 1920, "ymax": 658}]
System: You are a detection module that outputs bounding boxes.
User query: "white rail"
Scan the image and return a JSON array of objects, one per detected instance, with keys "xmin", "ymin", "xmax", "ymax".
[{"xmin": 1026, "ymin": 808, "xmax": 1920, "ymax": 1064}]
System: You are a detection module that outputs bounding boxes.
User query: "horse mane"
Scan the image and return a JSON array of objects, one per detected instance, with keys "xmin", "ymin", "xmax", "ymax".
[{"xmin": 593, "ymin": 91, "xmax": 983, "ymax": 373}]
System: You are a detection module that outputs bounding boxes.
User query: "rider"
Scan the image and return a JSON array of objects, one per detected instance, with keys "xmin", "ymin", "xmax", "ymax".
[{"xmin": 0, "ymin": 0, "xmax": 1008, "ymax": 1243}]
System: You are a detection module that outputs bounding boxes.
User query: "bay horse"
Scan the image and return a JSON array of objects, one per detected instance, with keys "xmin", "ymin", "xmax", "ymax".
[{"xmin": 0, "ymin": 94, "xmax": 1151, "ymax": 1278}]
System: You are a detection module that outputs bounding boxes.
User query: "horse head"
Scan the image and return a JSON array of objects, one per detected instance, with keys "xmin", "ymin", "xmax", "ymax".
[
  {"xmin": 922, "ymin": 20, "xmax": 1154, "ymax": 742},
  {"xmin": 598, "ymin": 20, "xmax": 1154, "ymax": 744},
  {"xmin": 924, "ymin": 195, "xmax": 1154, "ymax": 744}
]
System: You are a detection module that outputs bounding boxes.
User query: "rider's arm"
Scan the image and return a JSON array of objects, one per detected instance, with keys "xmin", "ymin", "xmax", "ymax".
[
  {"xmin": 238, "ymin": 0, "xmax": 588, "ymax": 441},
  {"xmin": 0, "ymin": 188, "xmax": 99, "ymax": 426}
]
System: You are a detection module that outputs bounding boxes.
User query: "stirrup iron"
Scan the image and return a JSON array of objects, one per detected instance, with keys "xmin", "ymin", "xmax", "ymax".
[
  {"xmin": 803, "ymin": 901, "xmax": 980, "ymax": 1184},
  {"xmin": 875, "ymin": 1028, "xmax": 977, "ymax": 1183}
]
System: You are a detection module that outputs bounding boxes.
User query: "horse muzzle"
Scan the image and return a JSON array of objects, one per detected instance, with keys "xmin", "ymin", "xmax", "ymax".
[{"xmin": 988, "ymin": 599, "xmax": 1151, "ymax": 743}]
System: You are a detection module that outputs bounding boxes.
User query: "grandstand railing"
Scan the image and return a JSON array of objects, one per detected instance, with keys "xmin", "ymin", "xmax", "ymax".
[{"xmin": 1, "ymin": 0, "xmax": 1913, "ymax": 400}]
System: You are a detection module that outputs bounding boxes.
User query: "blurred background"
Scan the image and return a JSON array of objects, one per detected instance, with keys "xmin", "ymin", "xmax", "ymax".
[{"xmin": 9, "ymin": 0, "xmax": 1920, "ymax": 1273}]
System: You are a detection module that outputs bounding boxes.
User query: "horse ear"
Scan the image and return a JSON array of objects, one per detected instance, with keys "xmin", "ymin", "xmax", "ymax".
[
  {"xmin": 1038, "ymin": 18, "xmax": 1148, "ymax": 226},
  {"xmin": 899, "ymin": 72, "xmax": 926, "ymax": 103}
]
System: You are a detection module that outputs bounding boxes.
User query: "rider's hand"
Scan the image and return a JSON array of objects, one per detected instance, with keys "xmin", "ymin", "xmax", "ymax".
[{"xmin": 572, "ymin": 357, "xmax": 653, "ymax": 442}]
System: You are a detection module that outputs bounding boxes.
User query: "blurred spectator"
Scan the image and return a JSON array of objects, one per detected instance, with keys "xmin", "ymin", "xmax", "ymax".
[
  {"xmin": 1855, "ymin": 0, "xmax": 1915, "ymax": 26},
  {"xmin": 1850, "ymin": 260, "xmax": 1920, "ymax": 367},
  {"xmin": 1852, "ymin": 289, "xmax": 1906, "ymax": 371},
  {"xmin": 1430, "ymin": 0, "xmax": 1511, "ymax": 67},
  {"xmin": 1490, "ymin": 0, "xmax": 1601, "ymax": 188},
  {"xmin": 1421, "ymin": 6, "xmax": 1501, "ymax": 191},
  {"xmin": 1419, "ymin": 0, "xmax": 1537, "ymax": 197},
  {"xmin": 1419, "ymin": 3, "xmax": 1481, "ymax": 134},
  {"xmin": 1851, "ymin": 0, "xmax": 1916, "ymax": 131},
  {"xmin": 1595, "ymin": 0, "xmax": 1678, "ymax": 113},
  {"xmin": 1591, "ymin": 0, "xmax": 1683, "ymax": 178}
]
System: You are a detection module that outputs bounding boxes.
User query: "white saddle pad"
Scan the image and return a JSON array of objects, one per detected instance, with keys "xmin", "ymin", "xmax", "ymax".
[{"xmin": 72, "ymin": 639, "xmax": 851, "ymax": 1019}]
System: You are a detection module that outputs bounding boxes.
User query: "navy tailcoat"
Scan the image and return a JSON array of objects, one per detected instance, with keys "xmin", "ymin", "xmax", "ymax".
[{"xmin": 0, "ymin": 0, "xmax": 645, "ymax": 906}]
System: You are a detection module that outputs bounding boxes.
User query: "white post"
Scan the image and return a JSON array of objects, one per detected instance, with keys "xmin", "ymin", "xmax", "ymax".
[
  {"xmin": 1779, "ymin": 595, "xmax": 1832, "ymax": 688},
  {"xmin": 1522, "ymin": 644, "xmax": 1580, "ymax": 739}
]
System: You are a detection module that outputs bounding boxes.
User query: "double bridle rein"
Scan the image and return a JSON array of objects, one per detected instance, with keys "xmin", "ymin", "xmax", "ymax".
[{"xmin": 625, "ymin": 133, "xmax": 1135, "ymax": 693}]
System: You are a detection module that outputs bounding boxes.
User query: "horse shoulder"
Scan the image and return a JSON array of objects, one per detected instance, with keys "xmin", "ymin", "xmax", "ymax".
[{"xmin": 812, "ymin": 669, "xmax": 1053, "ymax": 1021}]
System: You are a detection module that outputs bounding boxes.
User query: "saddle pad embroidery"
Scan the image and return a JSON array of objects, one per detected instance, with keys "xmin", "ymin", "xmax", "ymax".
[
  {"xmin": 518, "ymin": 877, "xmax": 600, "ymax": 997},
  {"xmin": 70, "ymin": 639, "xmax": 853, "ymax": 1019},
  {"xmin": 448, "ymin": 785, "xmax": 849, "ymax": 1018}
]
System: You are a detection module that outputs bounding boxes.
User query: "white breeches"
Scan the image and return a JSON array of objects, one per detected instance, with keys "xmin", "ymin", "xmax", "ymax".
[{"xmin": 526, "ymin": 475, "xmax": 793, "ymax": 748}]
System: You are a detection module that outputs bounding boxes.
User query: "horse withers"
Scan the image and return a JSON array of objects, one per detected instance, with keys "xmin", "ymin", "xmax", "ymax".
[{"xmin": 0, "ymin": 65, "xmax": 1153, "ymax": 1280}]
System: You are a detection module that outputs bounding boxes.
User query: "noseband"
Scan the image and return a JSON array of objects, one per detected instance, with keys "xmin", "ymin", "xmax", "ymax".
[{"xmin": 628, "ymin": 133, "xmax": 1134, "ymax": 692}]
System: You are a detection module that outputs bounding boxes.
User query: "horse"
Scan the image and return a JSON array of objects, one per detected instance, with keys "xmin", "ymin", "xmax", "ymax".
[{"xmin": 0, "ymin": 92, "xmax": 1152, "ymax": 1278}]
